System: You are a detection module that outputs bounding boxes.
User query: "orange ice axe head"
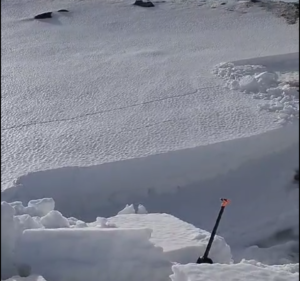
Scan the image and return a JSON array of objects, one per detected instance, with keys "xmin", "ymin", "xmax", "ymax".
[{"xmin": 221, "ymin": 198, "xmax": 230, "ymax": 207}]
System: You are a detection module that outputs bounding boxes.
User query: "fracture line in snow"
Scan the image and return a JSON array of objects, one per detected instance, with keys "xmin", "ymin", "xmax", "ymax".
[{"xmin": 2, "ymin": 85, "xmax": 221, "ymax": 131}]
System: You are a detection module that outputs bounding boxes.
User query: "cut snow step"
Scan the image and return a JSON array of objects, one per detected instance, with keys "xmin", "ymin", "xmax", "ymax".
[
  {"xmin": 108, "ymin": 213, "xmax": 232, "ymax": 264},
  {"xmin": 16, "ymin": 228, "xmax": 172, "ymax": 281}
]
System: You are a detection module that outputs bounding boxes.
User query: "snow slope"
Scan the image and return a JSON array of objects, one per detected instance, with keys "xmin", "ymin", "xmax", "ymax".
[
  {"xmin": 1, "ymin": 0, "xmax": 299, "ymax": 189},
  {"xmin": 1, "ymin": 0, "xmax": 299, "ymax": 280}
]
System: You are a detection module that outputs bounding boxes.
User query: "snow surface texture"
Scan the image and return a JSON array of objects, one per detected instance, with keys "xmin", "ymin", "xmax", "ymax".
[
  {"xmin": 1, "ymin": 0, "xmax": 299, "ymax": 189},
  {"xmin": 213, "ymin": 53, "xmax": 299, "ymax": 125},
  {"xmin": 171, "ymin": 262, "xmax": 299, "ymax": 281}
]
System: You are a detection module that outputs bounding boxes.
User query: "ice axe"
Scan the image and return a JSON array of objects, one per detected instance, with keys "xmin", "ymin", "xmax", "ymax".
[{"xmin": 196, "ymin": 198, "xmax": 230, "ymax": 264}]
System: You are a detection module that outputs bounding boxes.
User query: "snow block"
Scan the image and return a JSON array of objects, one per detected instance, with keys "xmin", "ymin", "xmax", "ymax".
[
  {"xmin": 1, "ymin": 202, "xmax": 18, "ymax": 279},
  {"xmin": 40, "ymin": 210, "xmax": 70, "ymax": 228},
  {"xmin": 108, "ymin": 213, "xmax": 232, "ymax": 264},
  {"xmin": 28, "ymin": 198, "xmax": 55, "ymax": 217},
  {"xmin": 16, "ymin": 228, "xmax": 172, "ymax": 281},
  {"xmin": 9, "ymin": 198, "xmax": 55, "ymax": 217},
  {"xmin": 1, "ymin": 201, "xmax": 50, "ymax": 280},
  {"xmin": 170, "ymin": 262, "xmax": 299, "ymax": 281}
]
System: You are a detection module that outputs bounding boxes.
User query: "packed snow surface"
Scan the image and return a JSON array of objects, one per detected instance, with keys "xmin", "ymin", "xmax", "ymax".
[
  {"xmin": 171, "ymin": 262, "xmax": 299, "ymax": 281},
  {"xmin": 108, "ymin": 213, "xmax": 232, "ymax": 264}
]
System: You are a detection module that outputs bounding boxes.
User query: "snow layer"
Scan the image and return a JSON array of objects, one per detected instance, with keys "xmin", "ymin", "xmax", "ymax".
[
  {"xmin": 108, "ymin": 213, "xmax": 232, "ymax": 264},
  {"xmin": 171, "ymin": 262, "xmax": 299, "ymax": 281},
  {"xmin": 16, "ymin": 228, "xmax": 172, "ymax": 281},
  {"xmin": 1, "ymin": 0, "xmax": 299, "ymax": 189},
  {"xmin": 10, "ymin": 198, "xmax": 55, "ymax": 217}
]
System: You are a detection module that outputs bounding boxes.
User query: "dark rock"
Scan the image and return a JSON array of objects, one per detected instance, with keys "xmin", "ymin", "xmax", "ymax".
[
  {"xmin": 294, "ymin": 169, "xmax": 299, "ymax": 184},
  {"xmin": 133, "ymin": 0, "xmax": 155, "ymax": 8},
  {"xmin": 57, "ymin": 9, "xmax": 69, "ymax": 12},
  {"xmin": 34, "ymin": 12, "xmax": 52, "ymax": 19},
  {"xmin": 17, "ymin": 264, "xmax": 31, "ymax": 278}
]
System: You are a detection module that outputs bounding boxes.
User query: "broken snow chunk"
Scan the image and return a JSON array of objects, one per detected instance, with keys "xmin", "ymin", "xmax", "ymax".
[{"xmin": 117, "ymin": 204, "xmax": 136, "ymax": 215}]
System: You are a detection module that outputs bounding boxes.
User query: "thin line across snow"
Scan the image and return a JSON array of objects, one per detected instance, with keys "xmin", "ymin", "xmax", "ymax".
[{"xmin": 2, "ymin": 85, "xmax": 220, "ymax": 131}]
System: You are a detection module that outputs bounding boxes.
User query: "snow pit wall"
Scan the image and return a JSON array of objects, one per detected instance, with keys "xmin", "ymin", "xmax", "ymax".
[
  {"xmin": 15, "ymin": 228, "xmax": 172, "ymax": 281},
  {"xmin": 2, "ymin": 123, "xmax": 298, "ymax": 220}
]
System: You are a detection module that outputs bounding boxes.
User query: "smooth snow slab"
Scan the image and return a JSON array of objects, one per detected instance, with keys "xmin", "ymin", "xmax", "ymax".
[
  {"xmin": 171, "ymin": 262, "xmax": 299, "ymax": 281},
  {"xmin": 3, "ymin": 276, "xmax": 47, "ymax": 281},
  {"xmin": 1, "ymin": 0, "xmax": 299, "ymax": 188},
  {"xmin": 16, "ymin": 228, "xmax": 172, "ymax": 281},
  {"xmin": 108, "ymin": 213, "xmax": 232, "ymax": 264}
]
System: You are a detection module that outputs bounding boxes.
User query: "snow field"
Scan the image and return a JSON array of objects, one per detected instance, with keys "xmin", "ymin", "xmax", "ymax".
[
  {"xmin": 1, "ymin": 0, "xmax": 299, "ymax": 280},
  {"xmin": 2, "ymin": 0, "xmax": 299, "ymax": 190}
]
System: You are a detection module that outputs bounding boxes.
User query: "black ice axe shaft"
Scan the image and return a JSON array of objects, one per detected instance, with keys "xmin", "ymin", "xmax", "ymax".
[{"xmin": 196, "ymin": 198, "xmax": 230, "ymax": 264}]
